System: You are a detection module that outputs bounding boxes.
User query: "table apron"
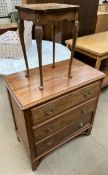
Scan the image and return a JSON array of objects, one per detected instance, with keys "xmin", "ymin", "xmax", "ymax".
[{"xmin": 19, "ymin": 11, "xmax": 77, "ymax": 24}]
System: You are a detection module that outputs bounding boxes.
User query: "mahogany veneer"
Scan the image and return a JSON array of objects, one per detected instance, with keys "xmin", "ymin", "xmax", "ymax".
[
  {"xmin": 16, "ymin": 3, "xmax": 79, "ymax": 89},
  {"xmin": 4, "ymin": 59, "xmax": 105, "ymax": 171},
  {"xmin": 26, "ymin": 0, "xmax": 99, "ymax": 43}
]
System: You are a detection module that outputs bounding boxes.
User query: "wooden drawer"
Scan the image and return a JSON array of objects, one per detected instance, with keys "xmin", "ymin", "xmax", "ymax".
[
  {"xmin": 33, "ymin": 98, "xmax": 97, "ymax": 142},
  {"xmin": 31, "ymin": 81, "xmax": 100, "ymax": 125},
  {"xmin": 36, "ymin": 113, "xmax": 92, "ymax": 156}
]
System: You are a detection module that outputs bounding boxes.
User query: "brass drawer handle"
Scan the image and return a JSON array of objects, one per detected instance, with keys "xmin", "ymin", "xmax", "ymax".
[
  {"xmin": 46, "ymin": 140, "xmax": 53, "ymax": 146},
  {"xmin": 46, "ymin": 125, "xmax": 54, "ymax": 133},
  {"xmin": 45, "ymin": 109, "xmax": 53, "ymax": 116},
  {"xmin": 82, "ymin": 109, "xmax": 88, "ymax": 114},
  {"xmin": 84, "ymin": 91, "xmax": 91, "ymax": 98},
  {"xmin": 79, "ymin": 122, "xmax": 84, "ymax": 127}
]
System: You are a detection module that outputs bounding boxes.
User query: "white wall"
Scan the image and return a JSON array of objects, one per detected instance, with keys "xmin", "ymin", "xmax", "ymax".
[
  {"xmin": 0, "ymin": 0, "xmax": 22, "ymax": 24},
  {"xmin": 99, "ymin": 0, "xmax": 103, "ymax": 4},
  {"xmin": 6, "ymin": 0, "xmax": 13, "ymax": 12},
  {"xmin": 0, "ymin": 18, "xmax": 10, "ymax": 24}
]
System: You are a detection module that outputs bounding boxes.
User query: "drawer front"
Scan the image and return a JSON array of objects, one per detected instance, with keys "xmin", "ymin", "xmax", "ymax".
[
  {"xmin": 33, "ymin": 98, "xmax": 96, "ymax": 142},
  {"xmin": 36, "ymin": 114, "xmax": 92, "ymax": 156},
  {"xmin": 31, "ymin": 81, "xmax": 100, "ymax": 125}
]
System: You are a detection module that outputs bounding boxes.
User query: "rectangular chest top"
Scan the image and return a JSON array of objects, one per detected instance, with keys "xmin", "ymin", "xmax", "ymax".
[
  {"xmin": 4, "ymin": 59, "xmax": 105, "ymax": 110},
  {"xmin": 15, "ymin": 3, "xmax": 79, "ymax": 14}
]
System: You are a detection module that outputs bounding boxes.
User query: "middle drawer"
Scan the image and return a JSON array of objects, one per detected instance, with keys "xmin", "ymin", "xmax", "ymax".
[{"xmin": 33, "ymin": 98, "xmax": 97, "ymax": 142}]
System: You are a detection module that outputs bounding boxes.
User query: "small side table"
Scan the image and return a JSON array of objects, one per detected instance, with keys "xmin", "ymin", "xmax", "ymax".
[
  {"xmin": 16, "ymin": 3, "xmax": 79, "ymax": 89},
  {"xmin": 65, "ymin": 31, "xmax": 108, "ymax": 87}
]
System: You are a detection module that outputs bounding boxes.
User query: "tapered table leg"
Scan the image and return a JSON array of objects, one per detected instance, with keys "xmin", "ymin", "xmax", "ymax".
[
  {"xmin": 95, "ymin": 57, "xmax": 101, "ymax": 69},
  {"xmin": 52, "ymin": 23, "xmax": 56, "ymax": 68},
  {"xmin": 68, "ymin": 20, "xmax": 79, "ymax": 77},
  {"xmin": 35, "ymin": 25, "xmax": 43, "ymax": 90},
  {"xmin": 18, "ymin": 19, "xmax": 29, "ymax": 77}
]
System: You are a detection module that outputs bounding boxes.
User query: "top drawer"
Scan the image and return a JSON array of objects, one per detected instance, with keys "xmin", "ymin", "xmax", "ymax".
[{"xmin": 31, "ymin": 81, "xmax": 100, "ymax": 125}]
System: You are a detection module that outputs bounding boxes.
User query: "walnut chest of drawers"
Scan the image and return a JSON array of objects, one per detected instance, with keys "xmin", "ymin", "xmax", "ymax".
[{"xmin": 4, "ymin": 59, "xmax": 105, "ymax": 171}]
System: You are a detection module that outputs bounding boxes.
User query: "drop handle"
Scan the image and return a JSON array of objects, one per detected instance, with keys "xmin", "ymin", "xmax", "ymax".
[
  {"xmin": 79, "ymin": 122, "xmax": 84, "ymax": 127},
  {"xmin": 81, "ymin": 109, "xmax": 88, "ymax": 114},
  {"xmin": 84, "ymin": 91, "xmax": 91, "ymax": 98},
  {"xmin": 46, "ymin": 140, "xmax": 53, "ymax": 146},
  {"xmin": 46, "ymin": 125, "xmax": 54, "ymax": 133},
  {"xmin": 45, "ymin": 109, "xmax": 53, "ymax": 116}
]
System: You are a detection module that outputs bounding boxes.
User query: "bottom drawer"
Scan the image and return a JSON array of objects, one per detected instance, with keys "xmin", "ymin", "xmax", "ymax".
[{"xmin": 36, "ymin": 114, "xmax": 92, "ymax": 156}]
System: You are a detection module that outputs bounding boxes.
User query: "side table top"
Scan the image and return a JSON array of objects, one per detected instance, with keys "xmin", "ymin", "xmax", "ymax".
[
  {"xmin": 4, "ymin": 59, "xmax": 105, "ymax": 110},
  {"xmin": 16, "ymin": 3, "xmax": 79, "ymax": 13},
  {"xmin": 65, "ymin": 31, "xmax": 108, "ymax": 57}
]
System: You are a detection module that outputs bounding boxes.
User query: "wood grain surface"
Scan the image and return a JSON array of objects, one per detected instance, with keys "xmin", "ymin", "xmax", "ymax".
[
  {"xmin": 31, "ymin": 81, "xmax": 100, "ymax": 125},
  {"xmin": 4, "ymin": 59, "xmax": 104, "ymax": 110},
  {"xmin": 16, "ymin": 3, "xmax": 79, "ymax": 13},
  {"xmin": 5, "ymin": 57, "xmax": 105, "ymax": 171},
  {"xmin": 65, "ymin": 31, "xmax": 108, "ymax": 56}
]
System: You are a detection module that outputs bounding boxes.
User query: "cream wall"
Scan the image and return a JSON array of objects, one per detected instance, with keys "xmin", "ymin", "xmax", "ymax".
[
  {"xmin": 0, "ymin": 0, "xmax": 22, "ymax": 24},
  {"xmin": 0, "ymin": 0, "xmax": 12, "ymax": 24},
  {"xmin": 99, "ymin": 0, "xmax": 103, "ymax": 4}
]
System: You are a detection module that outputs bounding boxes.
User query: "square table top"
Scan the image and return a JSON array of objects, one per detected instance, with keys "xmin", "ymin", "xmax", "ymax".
[{"xmin": 15, "ymin": 3, "xmax": 79, "ymax": 14}]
